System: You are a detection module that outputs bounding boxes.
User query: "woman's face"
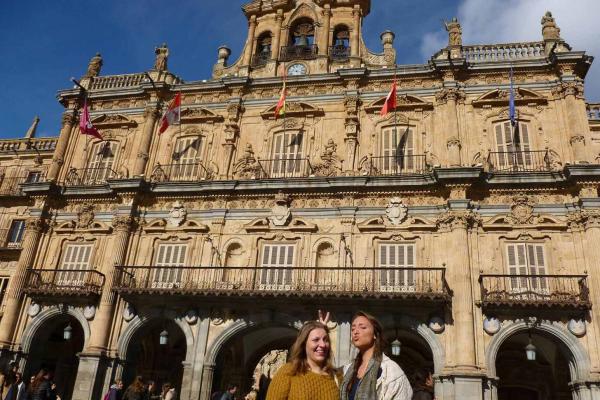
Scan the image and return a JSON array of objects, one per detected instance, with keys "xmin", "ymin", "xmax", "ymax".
[
  {"xmin": 351, "ymin": 316, "xmax": 376, "ymax": 350},
  {"xmin": 305, "ymin": 327, "xmax": 330, "ymax": 366}
]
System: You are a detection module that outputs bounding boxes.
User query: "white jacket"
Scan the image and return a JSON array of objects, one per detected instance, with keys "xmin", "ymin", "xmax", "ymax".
[{"xmin": 343, "ymin": 354, "xmax": 413, "ymax": 400}]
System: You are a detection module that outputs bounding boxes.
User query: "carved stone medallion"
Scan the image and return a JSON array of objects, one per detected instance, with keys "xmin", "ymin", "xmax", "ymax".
[
  {"xmin": 168, "ymin": 201, "xmax": 187, "ymax": 227},
  {"xmin": 269, "ymin": 192, "xmax": 291, "ymax": 227},
  {"xmin": 385, "ymin": 197, "xmax": 408, "ymax": 225}
]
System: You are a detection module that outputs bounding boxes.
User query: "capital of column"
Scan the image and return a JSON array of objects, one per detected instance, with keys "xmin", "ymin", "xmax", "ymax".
[
  {"xmin": 144, "ymin": 106, "xmax": 160, "ymax": 120},
  {"xmin": 25, "ymin": 218, "xmax": 46, "ymax": 233},
  {"xmin": 552, "ymin": 81, "xmax": 585, "ymax": 100},
  {"xmin": 436, "ymin": 210, "xmax": 481, "ymax": 232},
  {"xmin": 567, "ymin": 209, "xmax": 600, "ymax": 230},
  {"xmin": 112, "ymin": 216, "xmax": 136, "ymax": 232},
  {"xmin": 435, "ymin": 88, "xmax": 465, "ymax": 105},
  {"xmin": 61, "ymin": 110, "xmax": 78, "ymax": 127}
]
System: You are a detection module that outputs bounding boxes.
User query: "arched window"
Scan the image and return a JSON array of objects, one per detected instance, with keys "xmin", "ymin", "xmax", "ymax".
[
  {"xmin": 314, "ymin": 242, "xmax": 336, "ymax": 288},
  {"xmin": 223, "ymin": 242, "xmax": 245, "ymax": 284},
  {"xmin": 171, "ymin": 135, "xmax": 204, "ymax": 180},
  {"xmin": 281, "ymin": 18, "xmax": 317, "ymax": 61},
  {"xmin": 331, "ymin": 25, "xmax": 350, "ymax": 61},
  {"xmin": 253, "ymin": 31, "xmax": 272, "ymax": 67},
  {"xmin": 84, "ymin": 141, "xmax": 118, "ymax": 184},
  {"xmin": 492, "ymin": 121, "xmax": 536, "ymax": 172}
]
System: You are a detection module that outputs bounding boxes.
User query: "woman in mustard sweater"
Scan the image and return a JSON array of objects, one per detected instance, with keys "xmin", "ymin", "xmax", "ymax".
[{"xmin": 266, "ymin": 321, "xmax": 340, "ymax": 400}]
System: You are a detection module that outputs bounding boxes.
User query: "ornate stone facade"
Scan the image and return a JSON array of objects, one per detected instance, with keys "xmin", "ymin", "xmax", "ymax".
[{"xmin": 1, "ymin": 2, "xmax": 600, "ymax": 400}]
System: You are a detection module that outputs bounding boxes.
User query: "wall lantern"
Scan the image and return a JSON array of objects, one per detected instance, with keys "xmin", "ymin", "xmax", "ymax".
[
  {"xmin": 159, "ymin": 329, "xmax": 169, "ymax": 346},
  {"xmin": 391, "ymin": 328, "xmax": 401, "ymax": 357},
  {"xmin": 63, "ymin": 324, "xmax": 73, "ymax": 341},
  {"xmin": 525, "ymin": 331, "xmax": 537, "ymax": 361}
]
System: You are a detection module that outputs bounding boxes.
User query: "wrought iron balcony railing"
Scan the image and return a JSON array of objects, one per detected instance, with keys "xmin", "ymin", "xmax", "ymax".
[
  {"xmin": 150, "ymin": 162, "xmax": 213, "ymax": 183},
  {"xmin": 487, "ymin": 150, "xmax": 551, "ymax": 173},
  {"xmin": 279, "ymin": 45, "xmax": 318, "ymax": 62},
  {"xmin": 368, "ymin": 155, "xmax": 429, "ymax": 176},
  {"xmin": 329, "ymin": 45, "xmax": 351, "ymax": 61},
  {"xmin": 24, "ymin": 268, "xmax": 105, "ymax": 297},
  {"xmin": 0, "ymin": 229, "xmax": 23, "ymax": 250},
  {"xmin": 479, "ymin": 274, "xmax": 590, "ymax": 309},
  {"xmin": 114, "ymin": 266, "xmax": 451, "ymax": 301},
  {"xmin": 257, "ymin": 158, "xmax": 314, "ymax": 179},
  {"xmin": 64, "ymin": 167, "xmax": 118, "ymax": 186},
  {"xmin": 0, "ymin": 177, "xmax": 26, "ymax": 196},
  {"xmin": 252, "ymin": 52, "xmax": 272, "ymax": 67}
]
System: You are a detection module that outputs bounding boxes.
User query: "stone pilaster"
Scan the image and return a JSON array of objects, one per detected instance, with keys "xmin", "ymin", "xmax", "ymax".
[
  {"xmin": 242, "ymin": 15, "xmax": 257, "ymax": 66},
  {"xmin": 272, "ymin": 10, "xmax": 283, "ymax": 61},
  {"xmin": 199, "ymin": 364, "xmax": 215, "ymax": 400},
  {"xmin": 48, "ymin": 109, "xmax": 78, "ymax": 181},
  {"xmin": 350, "ymin": 6, "xmax": 360, "ymax": 58},
  {"xmin": 133, "ymin": 105, "xmax": 160, "ymax": 177},
  {"xmin": 554, "ymin": 82, "xmax": 589, "ymax": 163},
  {"xmin": 319, "ymin": 6, "xmax": 331, "ymax": 56},
  {"xmin": 0, "ymin": 219, "xmax": 46, "ymax": 347},
  {"xmin": 436, "ymin": 88, "xmax": 465, "ymax": 167}
]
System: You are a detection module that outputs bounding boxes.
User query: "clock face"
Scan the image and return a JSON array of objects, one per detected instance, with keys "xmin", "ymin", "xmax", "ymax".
[{"xmin": 288, "ymin": 63, "xmax": 307, "ymax": 76}]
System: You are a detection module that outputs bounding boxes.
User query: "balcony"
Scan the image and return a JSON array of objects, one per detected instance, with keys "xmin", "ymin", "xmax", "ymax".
[
  {"xmin": 279, "ymin": 45, "xmax": 318, "ymax": 62},
  {"xmin": 479, "ymin": 274, "xmax": 591, "ymax": 310},
  {"xmin": 64, "ymin": 167, "xmax": 118, "ymax": 186},
  {"xmin": 252, "ymin": 52, "xmax": 271, "ymax": 68},
  {"xmin": 368, "ymin": 155, "xmax": 430, "ymax": 176},
  {"xmin": 487, "ymin": 150, "xmax": 551, "ymax": 173},
  {"xmin": 0, "ymin": 177, "xmax": 26, "ymax": 197},
  {"xmin": 114, "ymin": 266, "xmax": 451, "ymax": 302},
  {"xmin": 23, "ymin": 268, "xmax": 105, "ymax": 298},
  {"xmin": 329, "ymin": 45, "xmax": 351, "ymax": 62},
  {"xmin": 257, "ymin": 158, "xmax": 314, "ymax": 179},
  {"xmin": 0, "ymin": 229, "xmax": 23, "ymax": 250},
  {"xmin": 150, "ymin": 162, "xmax": 214, "ymax": 183}
]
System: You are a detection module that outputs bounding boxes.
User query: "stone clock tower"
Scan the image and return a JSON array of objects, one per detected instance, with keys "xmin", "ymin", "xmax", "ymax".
[{"xmin": 212, "ymin": 0, "xmax": 396, "ymax": 79}]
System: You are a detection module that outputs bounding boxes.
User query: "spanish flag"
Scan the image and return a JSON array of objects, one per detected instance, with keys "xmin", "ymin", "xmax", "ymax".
[
  {"xmin": 275, "ymin": 80, "xmax": 286, "ymax": 119},
  {"xmin": 380, "ymin": 80, "xmax": 397, "ymax": 117}
]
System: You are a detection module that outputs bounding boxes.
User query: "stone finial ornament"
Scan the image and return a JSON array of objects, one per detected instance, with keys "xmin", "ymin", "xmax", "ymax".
[
  {"xmin": 541, "ymin": 11, "xmax": 561, "ymax": 41},
  {"xmin": 154, "ymin": 43, "xmax": 169, "ymax": 71},
  {"xmin": 85, "ymin": 53, "xmax": 103, "ymax": 78},
  {"xmin": 25, "ymin": 115, "xmax": 40, "ymax": 139},
  {"xmin": 445, "ymin": 17, "xmax": 462, "ymax": 47}
]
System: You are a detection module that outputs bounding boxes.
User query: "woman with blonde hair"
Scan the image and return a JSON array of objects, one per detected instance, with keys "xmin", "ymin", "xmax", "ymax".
[
  {"xmin": 340, "ymin": 311, "xmax": 412, "ymax": 400},
  {"xmin": 266, "ymin": 321, "xmax": 339, "ymax": 400}
]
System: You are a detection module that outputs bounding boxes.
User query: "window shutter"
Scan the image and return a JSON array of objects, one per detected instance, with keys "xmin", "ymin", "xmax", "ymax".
[
  {"xmin": 59, "ymin": 243, "xmax": 93, "ymax": 285},
  {"xmin": 260, "ymin": 243, "xmax": 294, "ymax": 288},
  {"xmin": 87, "ymin": 142, "xmax": 118, "ymax": 183},
  {"xmin": 8, "ymin": 220, "xmax": 25, "ymax": 245},
  {"xmin": 173, "ymin": 136, "xmax": 203, "ymax": 180},
  {"xmin": 153, "ymin": 243, "xmax": 188, "ymax": 287},
  {"xmin": 378, "ymin": 243, "xmax": 416, "ymax": 290},
  {"xmin": 271, "ymin": 132, "xmax": 303, "ymax": 176}
]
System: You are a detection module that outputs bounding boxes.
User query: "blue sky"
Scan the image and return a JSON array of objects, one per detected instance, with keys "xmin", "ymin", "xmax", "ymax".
[{"xmin": 1, "ymin": 0, "xmax": 598, "ymax": 139}]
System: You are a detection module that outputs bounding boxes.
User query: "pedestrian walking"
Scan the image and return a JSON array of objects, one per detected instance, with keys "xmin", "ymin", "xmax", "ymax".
[
  {"xmin": 160, "ymin": 383, "xmax": 176, "ymax": 400},
  {"xmin": 123, "ymin": 376, "xmax": 146, "ymax": 400},
  {"xmin": 411, "ymin": 369, "xmax": 434, "ymax": 400}
]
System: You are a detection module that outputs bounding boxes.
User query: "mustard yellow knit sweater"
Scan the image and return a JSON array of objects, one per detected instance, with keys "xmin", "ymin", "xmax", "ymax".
[{"xmin": 265, "ymin": 363, "xmax": 339, "ymax": 400}]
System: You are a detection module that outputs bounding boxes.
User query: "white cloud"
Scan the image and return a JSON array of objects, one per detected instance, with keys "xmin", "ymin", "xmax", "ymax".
[{"xmin": 420, "ymin": 0, "xmax": 600, "ymax": 100}]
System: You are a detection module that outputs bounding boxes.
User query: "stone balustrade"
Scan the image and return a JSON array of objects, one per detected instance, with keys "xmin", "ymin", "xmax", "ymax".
[
  {"xmin": 0, "ymin": 137, "xmax": 57, "ymax": 153},
  {"xmin": 588, "ymin": 103, "xmax": 600, "ymax": 120},
  {"xmin": 89, "ymin": 73, "xmax": 146, "ymax": 90},
  {"xmin": 464, "ymin": 42, "xmax": 545, "ymax": 62}
]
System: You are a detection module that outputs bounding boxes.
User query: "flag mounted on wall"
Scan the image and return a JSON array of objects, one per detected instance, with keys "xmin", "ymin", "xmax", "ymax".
[
  {"xmin": 79, "ymin": 100, "xmax": 103, "ymax": 141},
  {"xmin": 380, "ymin": 80, "xmax": 397, "ymax": 116},
  {"xmin": 509, "ymin": 67, "xmax": 516, "ymax": 127},
  {"xmin": 275, "ymin": 65, "xmax": 287, "ymax": 119},
  {"xmin": 159, "ymin": 93, "xmax": 182, "ymax": 134}
]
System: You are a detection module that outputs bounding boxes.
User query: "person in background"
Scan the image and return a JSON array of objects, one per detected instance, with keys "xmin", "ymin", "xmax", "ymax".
[
  {"xmin": 106, "ymin": 379, "xmax": 124, "ymax": 400},
  {"xmin": 340, "ymin": 311, "xmax": 412, "ymax": 400},
  {"xmin": 219, "ymin": 384, "xmax": 237, "ymax": 400},
  {"xmin": 266, "ymin": 321, "xmax": 339, "ymax": 400},
  {"xmin": 123, "ymin": 376, "xmax": 146, "ymax": 400},
  {"xmin": 160, "ymin": 383, "xmax": 176, "ymax": 400},
  {"xmin": 28, "ymin": 369, "xmax": 57, "ymax": 400},
  {"xmin": 411, "ymin": 369, "xmax": 434, "ymax": 400},
  {"xmin": 4, "ymin": 372, "xmax": 26, "ymax": 400}
]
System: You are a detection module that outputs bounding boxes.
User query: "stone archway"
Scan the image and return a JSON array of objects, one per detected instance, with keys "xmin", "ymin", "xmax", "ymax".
[
  {"xmin": 486, "ymin": 321, "xmax": 592, "ymax": 400},
  {"xmin": 385, "ymin": 328, "xmax": 435, "ymax": 385},
  {"xmin": 122, "ymin": 318, "xmax": 187, "ymax": 395},
  {"xmin": 23, "ymin": 312, "xmax": 86, "ymax": 400},
  {"xmin": 208, "ymin": 321, "xmax": 298, "ymax": 400}
]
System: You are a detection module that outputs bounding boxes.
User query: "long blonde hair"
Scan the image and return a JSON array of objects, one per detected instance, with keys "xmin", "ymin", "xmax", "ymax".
[{"xmin": 288, "ymin": 321, "xmax": 335, "ymax": 376}]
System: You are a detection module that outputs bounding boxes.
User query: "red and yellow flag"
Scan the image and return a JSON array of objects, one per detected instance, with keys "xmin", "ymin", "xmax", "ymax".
[{"xmin": 275, "ymin": 64, "xmax": 287, "ymax": 119}]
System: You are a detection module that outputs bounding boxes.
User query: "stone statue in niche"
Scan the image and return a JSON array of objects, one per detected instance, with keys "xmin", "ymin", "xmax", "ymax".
[
  {"xmin": 541, "ymin": 11, "xmax": 561, "ymax": 41},
  {"xmin": 168, "ymin": 201, "xmax": 187, "ymax": 227},
  {"xmin": 385, "ymin": 197, "xmax": 408, "ymax": 225}
]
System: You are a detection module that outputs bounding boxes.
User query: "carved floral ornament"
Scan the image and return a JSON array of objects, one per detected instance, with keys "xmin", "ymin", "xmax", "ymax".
[
  {"xmin": 91, "ymin": 114, "xmax": 138, "ymax": 129},
  {"xmin": 364, "ymin": 94, "xmax": 433, "ymax": 114},
  {"xmin": 551, "ymin": 82, "xmax": 585, "ymax": 100},
  {"xmin": 435, "ymin": 88, "xmax": 466, "ymax": 105},
  {"xmin": 269, "ymin": 192, "xmax": 291, "ymax": 227},
  {"xmin": 507, "ymin": 195, "xmax": 536, "ymax": 225},
  {"xmin": 567, "ymin": 209, "xmax": 600, "ymax": 230},
  {"xmin": 385, "ymin": 197, "xmax": 408, "ymax": 226},
  {"xmin": 312, "ymin": 139, "xmax": 342, "ymax": 177},
  {"xmin": 435, "ymin": 210, "xmax": 482, "ymax": 231},
  {"xmin": 260, "ymin": 101, "xmax": 324, "ymax": 120},
  {"xmin": 472, "ymin": 88, "xmax": 548, "ymax": 108},
  {"xmin": 234, "ymin": 144, "xmax": 263, "ymax": 180},
  {"xmin": 179, "ymin": 107, "xmax": 224, "ymax": 123}
]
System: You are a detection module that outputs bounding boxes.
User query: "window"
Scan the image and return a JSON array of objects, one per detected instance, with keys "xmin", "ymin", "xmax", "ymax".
[
  {"xmin": 25, "ymin": 171, "xmax": 42, "ymax": 183},
  {"xmin": 152, "ymin": 243, "xmax": 187, "ymax": 288},
  {"xmin": 260, "ymin": 243, "xmax": 294, "ymax": 290},
  {"xmin": 58, "ymin": 243, "xmax": 93, "ymax": 286},
  {"xmin": 0, "ymin": 277, "xmax": 9, "ymax": 311},
  {"xmin": 380, "ymin": 126, "xmax": 415, "ymax": 173},
  {"xmin": 171, "ymin": 136, "xmax": 203, "ymax": 180},
  {"xmin": 6, "ymin": 220, "xmax": 25, "ymax": 248},
  {"xmin": 378, "ymin": 243, "xmax": 415, "ymax": 291},
  {"xmin": 84, "ymin": 141, "xmax": 118, "ymax": 184},
  {"xmin": 494, "ymin": 121, "xmax": 532, "ymax": 170},
  {"xmin": 289, "ymin": 18, "xmax": 315, "ymax": 46},
  {"xmin": 506, "ymin": 243, "xmax": 548, "ymax": 293},
  {"xmin": 270, "ymin": 132, "xmax": 303, "ymax": 177}
]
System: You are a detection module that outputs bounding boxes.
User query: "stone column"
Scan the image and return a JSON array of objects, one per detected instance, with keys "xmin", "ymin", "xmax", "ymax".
[
  {"xmin": 350, "ymin": 6, "xmax": 361, "ymax": 58},
  {"xmin": 559, "ymin": 82, "xmax": 588, "ymax": 163},
  {"xmin": 0, "ymin": 219, "xmax": 45, "ymax": 346},
  {"xmin": 436, "ymin": 210, "xmax": 478, "ymax": 371},
  {"xmin": 320, "ymin": 6, "xmax": 331, "ymax": 55},
  {"xmin": 199, "ymin": 364, "xmax": 215, "ymax": 400},
  {"xmin": 272, "ymin": 10, "xmax": 284, "ymax": 61},
  {"xmin": 47, "ymin": 110, "xmax": 78, "ymax": 181},
  {"xmin": 71, "ymin": 216, "xmax": 134, "ymax": 400},
  {"xmin": 133, "ymin": 105, "xmax": 160, "ymax": 177},
  {"xmin": 436, "ymin": 88, "xmax": 464, "ymax": 167},
  {"xmin": 242, "ymin": 16, "xmax": 257, "ymax": 66}
]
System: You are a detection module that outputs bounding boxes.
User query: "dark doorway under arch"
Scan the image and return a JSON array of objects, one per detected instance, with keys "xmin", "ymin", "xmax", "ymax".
[
  {"xmin": 26, "ymin": 315, "xmax": 85, "ymax": 400},
  {"xmin": 496, "ymin": 332, "xmax": 572, "ymax": 400},
  {"xmin": 123, "ymin": 319, "xmax": 186, "ymax": 393},
  {"xmin": 385, "ymin": 329, "xmax": 434, "ymax": 385}
]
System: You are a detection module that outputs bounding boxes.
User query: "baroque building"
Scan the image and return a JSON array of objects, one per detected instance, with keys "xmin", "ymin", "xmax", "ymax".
[{"xmin": 1, "ymin": 1, "xmax": 600, "ymax": 399}]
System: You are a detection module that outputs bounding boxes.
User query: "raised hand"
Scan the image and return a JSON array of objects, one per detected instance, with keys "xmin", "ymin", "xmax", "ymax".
[{"xmin": 318, "ymin": 309, "xmax": 331, "ymax": 325}]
